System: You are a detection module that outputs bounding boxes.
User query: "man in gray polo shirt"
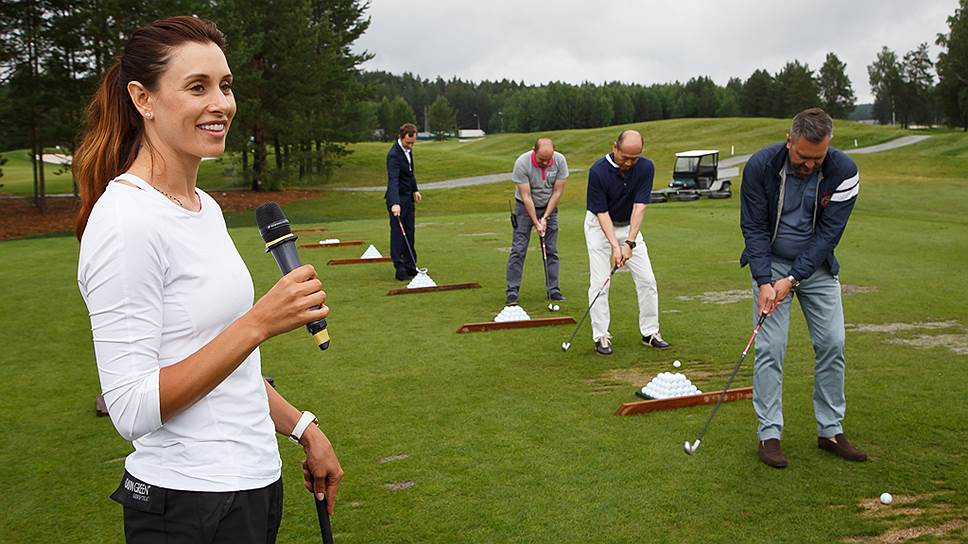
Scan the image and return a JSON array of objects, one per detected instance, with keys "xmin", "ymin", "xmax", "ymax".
[{"xmin": 505, "ymin": 138, "xmax": 568, "ymax": 305}]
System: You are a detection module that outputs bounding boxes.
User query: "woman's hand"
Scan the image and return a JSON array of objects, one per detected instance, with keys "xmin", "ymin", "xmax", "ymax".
[
  {"xmin": 247, "ymin": 264, "xmax": 328, "ymax": 341},
  {"xmin": 300, "ymin": 425, "xmax": 344, "ymax": 515}
]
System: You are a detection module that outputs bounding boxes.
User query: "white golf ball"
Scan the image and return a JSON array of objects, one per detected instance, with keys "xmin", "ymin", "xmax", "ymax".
[
  {"xmin": 552, "ymin": 304, "xmax": 560, "ymax": 311},
  {"xmin": 673, "ymin": 360, "xmax": 681, "ymax": 368},
  {"xmin": 879, "ymin": 492, "xmax": 893, "ymax": 505}
]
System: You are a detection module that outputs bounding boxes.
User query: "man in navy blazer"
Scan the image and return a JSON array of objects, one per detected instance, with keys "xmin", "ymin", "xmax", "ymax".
[{"xmin": 386, "ymin": 123, "xmax": 423, "ymax": 280}]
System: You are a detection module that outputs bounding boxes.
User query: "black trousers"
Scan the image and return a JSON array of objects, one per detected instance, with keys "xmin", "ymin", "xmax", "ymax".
[
  {"xmin": 389, "ymin": 198, "xmax": 417, "ymax": 274},
  {"xmin": 111, "ymin": 471, "xmax": 283, "ymax": 543}
]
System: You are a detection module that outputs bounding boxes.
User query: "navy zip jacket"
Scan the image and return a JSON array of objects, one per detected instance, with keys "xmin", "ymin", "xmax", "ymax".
[
  {"xmin": 740, "ymin": 143, "xmax": 860, "ymax": 286},
  {"xmin": 385, "ymin": 141, "xmax": 418, "ymax": 207}
]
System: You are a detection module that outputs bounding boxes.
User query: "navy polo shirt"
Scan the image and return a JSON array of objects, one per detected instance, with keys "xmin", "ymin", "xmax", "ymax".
[{"xmin": 586, "ymin": 153, "xmax": 654, "ymax": 223}]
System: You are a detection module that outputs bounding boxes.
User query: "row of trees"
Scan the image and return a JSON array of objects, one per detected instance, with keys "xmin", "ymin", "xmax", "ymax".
[
  {"xmin": 361, "ymin": 52, "xmax": 860, "ymax": 139},
  {"xmin": 0, "ymin": 0, "xmax": 371, "ymax": 207}
]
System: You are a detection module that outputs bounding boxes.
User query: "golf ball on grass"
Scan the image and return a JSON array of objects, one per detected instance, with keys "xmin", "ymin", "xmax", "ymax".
[
  {"xmin": 551, "ymin": 304, "xmax": 560, "ymax": 311},
  {"xmin": 880, "ymin": 492, "xmax": 893, "ymax": 505},
  {"xmin": 673, "ymin": 360, "xmax": 681, "ymax": 368}
]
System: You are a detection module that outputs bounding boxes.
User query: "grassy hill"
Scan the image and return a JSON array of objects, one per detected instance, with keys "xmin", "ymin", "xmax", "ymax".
[{"xmin": 0, "ymin": 118, "xmax": 913, "ymax": 196}]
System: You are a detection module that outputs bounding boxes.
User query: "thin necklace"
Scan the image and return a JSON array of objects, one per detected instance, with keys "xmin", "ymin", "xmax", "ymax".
[{"xmin": 149, "ymin": 183, "xmax": 193, "ymax": 209}]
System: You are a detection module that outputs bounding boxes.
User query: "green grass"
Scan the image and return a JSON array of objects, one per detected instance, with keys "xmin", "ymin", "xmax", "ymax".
[
  {"xmin": 1, "ymin": 117, "xmax": 913, "ymax": 196},
  {"xmin": 1, "ymin": 120, "xmax": 966, "ymax": 543}
]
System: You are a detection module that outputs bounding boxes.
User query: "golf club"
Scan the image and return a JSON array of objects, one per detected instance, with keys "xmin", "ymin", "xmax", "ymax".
[
  {"xmin": 683, "ymin": 312, "xmax": 768, "ymax": 455},
  {"xmin": 309, "ymin": 474, "xmax": 335, "ymax": 544},
  {"xmin": 561, "ymin": 264, "xmax": 619, "ymax": 351},
  {"xmin": 396, "ymin": 215, "xmax": 424, "ymax": 274},
  {"xmin": 539, "ymin": 233, "xmax": 558, "ymax": 312}
]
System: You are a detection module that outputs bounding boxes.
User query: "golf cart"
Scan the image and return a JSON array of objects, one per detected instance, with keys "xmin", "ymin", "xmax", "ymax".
[{"xmin": 650, "ymin": 150, "xmax": 732, "ymax": 203}]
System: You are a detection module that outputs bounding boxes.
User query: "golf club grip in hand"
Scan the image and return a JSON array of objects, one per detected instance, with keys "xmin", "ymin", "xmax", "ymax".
[{"xmin": 315, "ymin": 496, "xmax": 334, "ymax": 544}]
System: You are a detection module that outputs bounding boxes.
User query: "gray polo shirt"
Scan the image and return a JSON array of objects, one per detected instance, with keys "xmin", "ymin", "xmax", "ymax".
[
  {"xmin": 771, "ymin": 161, "xmax": 819, "ymax": 261},
  {"xmin": 512, "ymin": 150, "xmax": 569, "ymax": 208}
]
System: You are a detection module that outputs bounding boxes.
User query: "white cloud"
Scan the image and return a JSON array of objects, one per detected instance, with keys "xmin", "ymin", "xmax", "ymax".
[{"xmin": 354, "ymin": 0, "xmax": 958, "ymax": 103}]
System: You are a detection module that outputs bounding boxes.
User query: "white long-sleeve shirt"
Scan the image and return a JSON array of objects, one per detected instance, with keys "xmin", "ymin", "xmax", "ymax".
[{"xmin": 78, "ymin": 173, "xmax": 280, "ymax": 492}]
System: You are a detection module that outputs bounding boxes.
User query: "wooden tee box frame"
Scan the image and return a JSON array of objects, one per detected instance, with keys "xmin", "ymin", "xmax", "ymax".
[
  {"xmin": 613, "ymin": 386, "xmax": 753, "ymax": 416},
  {"xmin": 456, "ymin": 316, "xmax": 577, "ymax": 333},
  {"xmin": 300, "ymin": 240, "xmax": 364, "ymax": 248},
  {"xmin": 327, "ymin": 257, "xmax": 393, "ymax": 265},
  {"xmin": 386, "ymin": 282, "xmax": 482, "ymax": 296}
]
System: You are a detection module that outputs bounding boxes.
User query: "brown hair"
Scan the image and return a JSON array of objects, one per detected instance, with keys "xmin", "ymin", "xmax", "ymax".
[
  {"xmin": 532, "ymin": 137, "xmax": 554, "ymax": 152},
  {"xmin": 398, "ymin": 123, "xmax": 418, "ymax": 139},
  {"xmin": 73, "ymin": 16, "xmax": 225, "ymax": 240},
  {"xmin": 790, "ymin": 107, "xmax": 833, "ymax": 143}
]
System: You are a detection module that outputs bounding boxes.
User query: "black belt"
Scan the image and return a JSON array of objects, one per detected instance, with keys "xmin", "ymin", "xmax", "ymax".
[{"xmin": 612, "ymin": 220, "xmax": 630, "ymax": 227}]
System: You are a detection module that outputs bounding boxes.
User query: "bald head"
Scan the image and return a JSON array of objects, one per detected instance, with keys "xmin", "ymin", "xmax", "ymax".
[
  {"xmin": 612, "ymin": 130, "xmax": 643, "ymax": 171},
  {"xmin": 533, "ymin": 137, "xmax": 555, "ymax": 167},
  {"xmin": 615, "ymin": 130, "xmax": 643, "ymax": 154}
]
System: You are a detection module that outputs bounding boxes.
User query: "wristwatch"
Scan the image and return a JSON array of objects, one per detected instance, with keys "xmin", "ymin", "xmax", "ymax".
[
  {"xmin": 289, "ymin": 411, "xmax": 317, "ymax": 445},
  {"xmin": 785, "ymin": 275, "xmax": 800, "ymax": 289},
  {"xmin": 624, "ymin": 239, "xmax": 637, "ymax": 249}
]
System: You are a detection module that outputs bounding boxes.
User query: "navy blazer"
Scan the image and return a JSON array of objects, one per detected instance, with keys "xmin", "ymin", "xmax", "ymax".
[{"xmin": 385, "ymin": 141, "xmax": 418, "ymax": 206}]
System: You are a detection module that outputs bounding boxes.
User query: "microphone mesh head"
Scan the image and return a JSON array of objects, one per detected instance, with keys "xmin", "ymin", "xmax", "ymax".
[{"xmin": 255, "ymin": 202, "xmax": 291, "ymax": 243}]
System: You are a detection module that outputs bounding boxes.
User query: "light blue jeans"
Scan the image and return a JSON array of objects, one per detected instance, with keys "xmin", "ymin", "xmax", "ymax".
[{"xmin": 752, "ymin": 259, "xmax": 846, "ymax": 441}]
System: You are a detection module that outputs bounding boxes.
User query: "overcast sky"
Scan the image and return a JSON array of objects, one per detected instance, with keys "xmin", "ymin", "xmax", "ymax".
[{"xmin": 353, "ymin": 0, "xmax": 959, "ymax": 104}]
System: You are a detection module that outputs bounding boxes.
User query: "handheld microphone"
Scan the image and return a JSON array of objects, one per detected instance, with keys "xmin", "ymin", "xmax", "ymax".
[{"xmin": 255, "ymin": 202, "xmax": 330, "ymax": 351}]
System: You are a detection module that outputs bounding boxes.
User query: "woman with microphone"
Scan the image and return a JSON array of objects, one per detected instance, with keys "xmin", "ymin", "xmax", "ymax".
[{"xmin": 74, "ymin": 16, "xmax": 341, "ymax": 542}]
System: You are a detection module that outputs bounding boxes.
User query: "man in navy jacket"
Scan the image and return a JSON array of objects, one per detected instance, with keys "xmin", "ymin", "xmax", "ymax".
[
  {"xmin": 740, "ymin": 108, "xmax": 866, "ymax": 468},
  {"xmin": 386, "ymin": 123, "xmax": 423, "ymax": 280}
]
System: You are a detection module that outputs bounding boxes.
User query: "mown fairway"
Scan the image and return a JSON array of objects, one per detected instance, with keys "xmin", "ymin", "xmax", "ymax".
[{"xmin": 1, "ymin": 120, "xmax": 966, "ymax": 543}]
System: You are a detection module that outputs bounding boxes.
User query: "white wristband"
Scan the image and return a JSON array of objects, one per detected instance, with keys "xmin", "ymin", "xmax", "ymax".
[{"xmin": 288, "ymin": 411, "xmax": 317, "ymax": 445}]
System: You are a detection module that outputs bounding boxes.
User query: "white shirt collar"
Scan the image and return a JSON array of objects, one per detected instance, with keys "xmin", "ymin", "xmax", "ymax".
[{"xmin": 604, "ymin": 153, "xmax": 618, "ymax": 168}]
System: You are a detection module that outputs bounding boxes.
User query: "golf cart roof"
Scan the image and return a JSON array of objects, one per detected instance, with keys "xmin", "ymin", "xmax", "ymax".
[{"xmin": 675, "ymin": 150, "xmax": 719, "ymax": 158}]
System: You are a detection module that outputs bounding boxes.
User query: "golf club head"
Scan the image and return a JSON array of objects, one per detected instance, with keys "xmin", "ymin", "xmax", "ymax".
[
  {"xmin": 683, "ymin": 439, "xmax": 701, "ymax": 455},
  {"xmin": 561, "ymin": 342, "xmax": 570, "ymax": 352}
]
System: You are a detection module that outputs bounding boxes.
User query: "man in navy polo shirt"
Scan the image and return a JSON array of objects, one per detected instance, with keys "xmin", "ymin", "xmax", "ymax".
[{"xmin": 584, "ymin": 130, "xmax": 670, "ymax": 355}]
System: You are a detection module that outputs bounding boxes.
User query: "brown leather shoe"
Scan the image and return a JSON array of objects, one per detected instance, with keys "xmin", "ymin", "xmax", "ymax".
[
  {"xmin": 818, "ymin": 434, "xmax": 868, "ymax": 461},
  {"xmin": 758, "ymin": 439, "xmax": 788, "ymax": 468}
]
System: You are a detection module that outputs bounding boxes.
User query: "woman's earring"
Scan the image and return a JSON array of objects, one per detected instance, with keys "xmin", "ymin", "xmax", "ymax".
[{"xmin": 145, "ymin": 111, "xmax": 153, "ymax": 119}]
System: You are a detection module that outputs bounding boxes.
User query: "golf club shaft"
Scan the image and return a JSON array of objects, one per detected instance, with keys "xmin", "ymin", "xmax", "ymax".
[
  {"xmin": 315, "ymin": 497, "xmax": 334, "ymax": 544},
  {"xmin": 396, "ymin": 215, "xmax": 418, "ymax": 268},
  {"xmin": 539, "ymin": 234, "xmax": 550, "ymax": 302},
  {"xmin": 564, "ymin": 265, "xmax": 618, "ymax": 347},
  {"xmin": 693, "ymin": 312, "xmax": 768, "ymax": 443}
]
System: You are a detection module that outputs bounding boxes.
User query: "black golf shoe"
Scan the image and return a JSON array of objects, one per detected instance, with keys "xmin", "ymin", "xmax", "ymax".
[
  {"xmin": 642, "ymin": 332, "xmax": 670, "ymax": 349},
  {"xmin": 506, "ymin": 293, "xmax": 519, "ymax": 305},
  {"xmin": 594, "ymin": 338, "xmax": 613, "ymax": 356},
  {"xmin": 549, "ymin": 292, "xmax": 566, "ymax": 302},
  {"xmin": 395, "ymin": 270, "xmax": 410, "ymax": 281}
]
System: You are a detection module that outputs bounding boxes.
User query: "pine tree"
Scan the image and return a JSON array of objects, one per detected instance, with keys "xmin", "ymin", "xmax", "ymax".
[{"xmin": 818, "ymin": 53, "xmax": 856, "ymax": 118}]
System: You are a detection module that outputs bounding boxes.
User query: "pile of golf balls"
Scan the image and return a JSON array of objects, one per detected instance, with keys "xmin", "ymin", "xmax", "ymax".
[
  {"xmin": 640, "ymin": 372, "xmax": 701, "ymax": 400},
  {"xmin": 494, "ymin": 305, "xmax": 531, "ymax": 322},
  {"xmin": 879, "ymin": 492, "xmax": 893, "ymax": 505},
  {"xmin": 406, "ymin": 269, "xmax": 437, "ymax": 289}
]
